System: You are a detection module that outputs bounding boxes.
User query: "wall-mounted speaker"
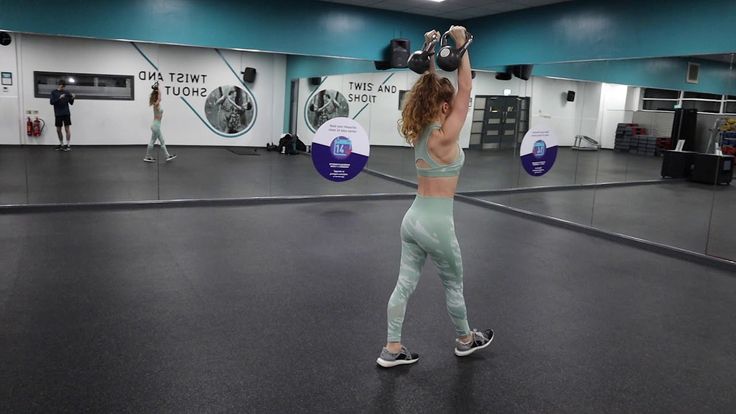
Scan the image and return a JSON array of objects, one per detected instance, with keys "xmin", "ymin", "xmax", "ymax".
[
  {"xmin": 512, "ymin": 64, "xmax": 533, "ymax": 81},
  {"xmin": 308, "ymin": 77, "xmax": 322, "ymax": 86},
  {"xmin": 495, "ymin": 67, "xmax": 513, "ymax": 81},
  {"xmin": 687, "ymin": 62, "xmax": 700, "ymax": 84},
  {"xmin": 566, "ymin": 90, "xmax": 576, "ymax": 102},
  {"xmin": 389, "ymin": 38, "xmax": 410, "ymax": 68},
  {"xmin": 242, "ymin": 67, "xmax": 256, "ymax": 83},
  {"xmin": 0, "ymin": 32, "xmax": 11, "ymax": 46}
]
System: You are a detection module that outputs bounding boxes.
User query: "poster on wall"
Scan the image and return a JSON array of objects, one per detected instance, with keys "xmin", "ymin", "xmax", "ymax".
[
  {"xmin": 203, "ymin": 85, "xmax": 255, "ymax": 134},
  {"xmin": 311, "ymin": 117, "xmax": 369, "ymax": 182},
  {"xmin": 306, "ymin": 89, "xmax": 350, "ymax": 131},
  {"xmin": 520, "ymin": 126, "xmax": 558, "ymax": 176}
]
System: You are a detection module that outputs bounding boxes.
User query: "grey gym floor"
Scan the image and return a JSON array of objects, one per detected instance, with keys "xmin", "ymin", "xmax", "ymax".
[
  {"xmin": 479, "ymin": 182, "xmax": 736, "ymax": 260},
  {"xmin": 0, "ymin": 146, "xmax": 413, "ymax": 205},
  {"xmin": 1, "ymin": 146, "xmax": 663, "ymax": 205},
  {"xmin": 1, "ymin": 199, "xmax": 735, "ymax": 413},
  {"xmin": 369, "ymin": 147, "xmax": 664, "ymax": 190}
]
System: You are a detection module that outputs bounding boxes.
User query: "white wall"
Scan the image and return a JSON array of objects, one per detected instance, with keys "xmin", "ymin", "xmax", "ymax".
[
  {"xmin": 10, "ymin": 34, "xmax": 286, "ymax": 146},
  {"xmin": 528, "ymin": 77, "xmax": 601, "ymax": 146},
  {"xmin": 596, "ymin": 83, "xmax": 634, "ymax": 149},
  {"xmin": 0, "ymin": 32, "xmax": 21, "ymax": 144}
]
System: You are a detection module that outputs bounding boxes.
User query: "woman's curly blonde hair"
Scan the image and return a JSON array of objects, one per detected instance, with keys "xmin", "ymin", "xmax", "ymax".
[{"xmin": 398, "ymin": 73, "xmax": 455, "ymax": 145}]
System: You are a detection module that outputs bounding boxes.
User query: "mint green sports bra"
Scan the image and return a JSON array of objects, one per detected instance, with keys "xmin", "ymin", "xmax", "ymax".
[{"xmin": 414, "ymin": 124, "xmax": 465, "ymax": 177}]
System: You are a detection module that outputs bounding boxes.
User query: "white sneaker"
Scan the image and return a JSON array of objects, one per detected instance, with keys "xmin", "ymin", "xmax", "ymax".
[
  {"xmin": 376, "ymin": 345, "xmax": 419, "ymax": 368},
  {"xmin": 455, "ymin": 329, "xmax": 494, "ymax": 357}
]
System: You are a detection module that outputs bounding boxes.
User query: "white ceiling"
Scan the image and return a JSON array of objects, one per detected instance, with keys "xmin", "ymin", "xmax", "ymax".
[{"xmin": 319, "ymin": 0, "xmax": 572, "ymax": 20}]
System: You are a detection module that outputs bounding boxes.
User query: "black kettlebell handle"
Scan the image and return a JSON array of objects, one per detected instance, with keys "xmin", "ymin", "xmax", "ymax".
[
  {"xmin": 422, "ymin": 33, "xmax": 439, "ymax": 56},
  {"xmin": 407, "ymin": 33, "xmax": 440, "ymax": 74},
  {"xmin": 441, "ymin": 29, "xmax": 473, "ymax": 53}
]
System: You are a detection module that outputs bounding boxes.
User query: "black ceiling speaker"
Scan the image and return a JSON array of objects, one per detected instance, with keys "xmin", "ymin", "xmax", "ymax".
[
  {"xmin": 308, "ymin": 77, "xmax": 322, "ymax": 86},
  {"xmin": 0, "ymin": 32, "xmax": 11, "ymax": 46},
  {"xmin": 566, "ymin": 90, "xmax": 576, "ymax": 102},
  {"xmin": 242, "ymin": 67, "xmax": 256, "ymax": 83}
]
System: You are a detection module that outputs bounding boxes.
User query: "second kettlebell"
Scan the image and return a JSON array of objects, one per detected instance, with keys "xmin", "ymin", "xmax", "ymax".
[
  {"xmin": 436, "ymin": 28, "xmax": 474, "ymax": 72},
  {"xmin": 407, "ymin": 35, "xmax": 439, "ymax": 74}
]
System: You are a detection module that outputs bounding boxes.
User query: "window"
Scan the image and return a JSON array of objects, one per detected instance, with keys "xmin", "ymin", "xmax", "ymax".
[
  {"xmin": 723, "ymin": 95, "xmax": 736, "ymax": 114},
  {"xmin": 643, "ymin": 88, "xmax": 679, "ymax": 99},
  {"xmin": 34, "ymin": 71, "xmax": 135, "ymax": 100},
  {"xmin": 641, "ymin": 88, "xmax": 735, "ymax": 114},
  {"xmin": 398, "ymin": 90, "xmax": 409, "ymax": 110},
  {"xmin": 641, "ymin": 88, "xmax": 680, "ymax": 112}
]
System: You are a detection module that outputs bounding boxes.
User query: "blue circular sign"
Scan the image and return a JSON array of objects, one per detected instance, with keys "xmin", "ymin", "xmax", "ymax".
[
  {"xmin": 311, "ymin": 117, "xmax": 370, "ymax": 182},
  {"xmin": 520, "ymin": 128, "xmax": 558, "ymax": 177}
]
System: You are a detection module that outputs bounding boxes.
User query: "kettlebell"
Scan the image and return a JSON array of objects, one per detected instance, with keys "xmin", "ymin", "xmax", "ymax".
[
  {"xmin": 407, "ymin": 34, "xmax": 439, "ymax": 74},
  {"xmin": 436, "ymin": 28, "xmax": 473, "ymax": 72}
]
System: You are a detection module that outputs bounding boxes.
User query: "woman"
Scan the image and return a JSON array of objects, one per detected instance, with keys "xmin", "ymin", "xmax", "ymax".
[
  {"xmin": 144, "ymin": 84, "xmax": 177, "ymax": 162},
  {"xmin": 215, "ymin": 87, "xmax": 246, "ymax": 133},
  {"xmin": 314, "ymin": 91, "xmax": 335, "ymax": 129},
  {"xmin": 377, "ymin": 26, "xmax": 493, "ymax": 368}
]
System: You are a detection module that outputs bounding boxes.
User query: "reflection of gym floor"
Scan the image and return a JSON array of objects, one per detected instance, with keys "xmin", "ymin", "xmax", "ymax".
[
  {"xmin": 2, "ymin": 199, "xmax": 735, "ymax": 412},
  {"xmin": 0, "ymin": 146, "xmax": 28, "ymax": 204},
  {"xmin": 479, "ymin": 182, "xmax": 736, "ymax": 259},
  {"xmin": 2, "ymin": 146, "xmax": 412, "ymax": 204},
  {"xmin": 368, "ymin": 147, "xmax": 664, "ymax": 191}
]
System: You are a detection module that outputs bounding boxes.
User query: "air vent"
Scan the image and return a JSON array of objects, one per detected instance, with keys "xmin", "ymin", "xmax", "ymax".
[{"xmin": 687, "ymin": 62, "xmax": 699, "ymax": 84}]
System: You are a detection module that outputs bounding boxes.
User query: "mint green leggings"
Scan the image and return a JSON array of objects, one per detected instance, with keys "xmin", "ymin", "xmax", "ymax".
[
  {"xmin": 146, "ymin": 120, "xmax": 171, "ymax": 158},
  {"xmin": 386, "ymin": 195, "xmax": 471, "ymax": 342}
]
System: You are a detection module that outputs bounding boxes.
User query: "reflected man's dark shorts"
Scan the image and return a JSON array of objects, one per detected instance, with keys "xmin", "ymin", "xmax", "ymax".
[{"xmin": 55, "ymin": 115, "xmax": 71, "ymax": 127}]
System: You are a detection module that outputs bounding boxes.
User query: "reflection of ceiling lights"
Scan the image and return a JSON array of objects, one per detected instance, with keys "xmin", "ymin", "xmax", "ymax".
[
  {"xmin": 427, "ymin": 0, "xmax": 445, "ymax": 2},
  {"xmin": 68, "ymin": 77, "xmax": 76, "ymax": 84}
]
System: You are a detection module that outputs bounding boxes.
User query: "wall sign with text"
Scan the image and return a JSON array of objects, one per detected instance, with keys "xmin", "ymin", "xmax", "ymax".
[
  {"xmin": 520, "ymin": 126, "xmax": 558, "ymax": 176},
  {"xmin": 311, "ymin": 117, "xmax": 369, "ymax": 182}
]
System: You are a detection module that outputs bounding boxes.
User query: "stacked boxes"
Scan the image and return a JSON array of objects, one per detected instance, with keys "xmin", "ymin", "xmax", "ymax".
[
  {"xmin": 615, "ymin": 124, "xmax": 657, "ymax": 155},
  {"xmin": 655, "ymin": 137, "xmax": 673, "ymax": 155},
  {"xmin": 722, "ymin": 132, "xmax": 736, "ymax": 155},
  {"xmin": 720, "ymin": 119, "xmax": 736, "ymax": 155}
]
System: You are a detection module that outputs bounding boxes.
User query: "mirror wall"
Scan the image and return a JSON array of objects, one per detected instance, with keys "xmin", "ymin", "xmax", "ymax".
[
  {"xmin": 1, "ymin": 32, "xmax": 734, "ymax": 261},
  {"xmin": 468, "ymin": 54, "xmax": 736, "ymax": 261}
]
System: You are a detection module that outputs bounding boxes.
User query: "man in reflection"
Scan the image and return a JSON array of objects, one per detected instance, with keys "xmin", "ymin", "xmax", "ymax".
[{"xmin": 50, "ymin": 79, "xmax": 74, "ymax": 151}]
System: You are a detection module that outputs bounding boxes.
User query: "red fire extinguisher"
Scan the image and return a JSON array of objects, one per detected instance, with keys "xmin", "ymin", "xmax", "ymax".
[
  {"xmin": 26, "ymin": 117, "xmax": 33, "ymax": 137},
  {"xmin": 32, "ymin": 117, "xmax": 45, "ymax": 137}
]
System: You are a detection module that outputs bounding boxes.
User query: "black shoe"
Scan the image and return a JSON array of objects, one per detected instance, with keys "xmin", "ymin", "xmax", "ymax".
[
  {"xmin": 165, "ymin": 154, "xmax": 177, "ymax": 162},
  {"xmin": 62, "ymin": 145, "xmax": 70, "ymax": 152},
  {"xmin": 376, "ymin": 345, "xmax": 419, "ymax": 368},
  {"xmin": 455, "ymin": 329, "xmax": 494, "ymax": 357},
  {"xmin": 54, "ymin": 145, "xmax": 63, "ymax": 151}
]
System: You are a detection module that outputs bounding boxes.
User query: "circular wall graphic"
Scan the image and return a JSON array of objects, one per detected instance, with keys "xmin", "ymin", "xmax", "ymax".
[
  {"xmin": 204, "ymin": 85, "xmax": 255, "ymax": 134},
  {"xmin": 306, "ymin": 89, "xmax": 349, "ymax": 131}
]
